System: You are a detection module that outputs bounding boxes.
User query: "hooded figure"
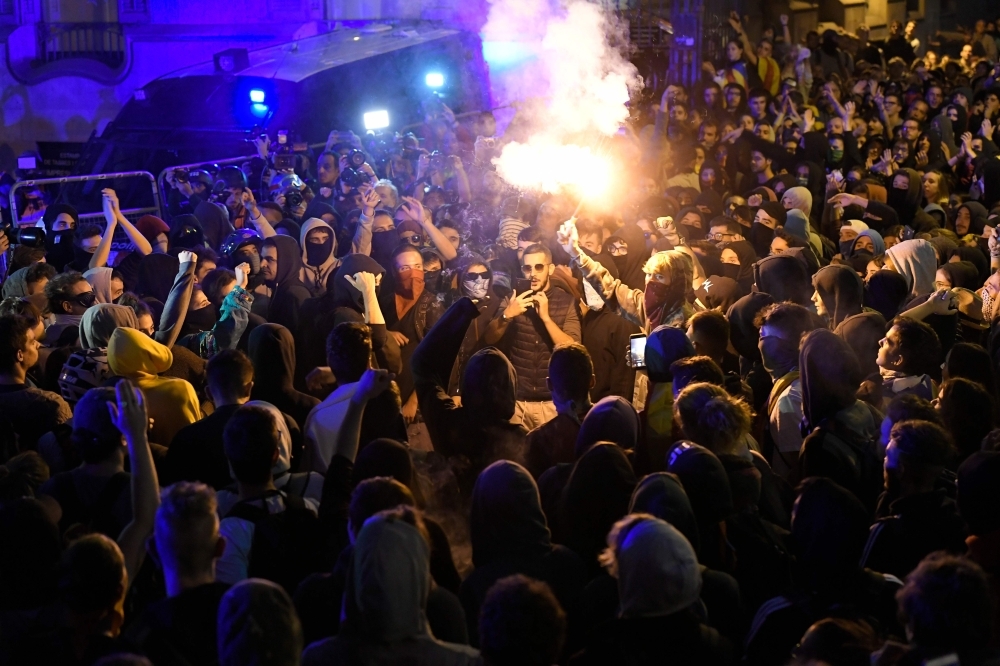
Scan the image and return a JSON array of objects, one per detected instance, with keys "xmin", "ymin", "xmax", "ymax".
[
  {"xmin": 750, "ymin": 203, "xmax": 785, "ymax": 258},
  {"xmin": 301, "ymin": 514, "xmax": 480, "ymax": 666},
  {"xmin": 956, "ymin": 201, "xmax": 990, "ymax": 237},
  {"xmin": 952, "ymin": 246, "xmax": 990, "ymax": 286},
  {"xmin": 798, "ymin": 330, "xmax": 880, "ymax": 508},
  {"xmin": 605, "ymin": 224, "xmax": 651, "ymax": 291},
  {"xmin": 1, "ymin": 267, "xmax": 31, "ymax": 299},
  {"xmin": 616, "ymin": 517, "xmax": 701, "ymax": 619},
  {"xmin": 80, "ymin": 303, "xmax": 137, "ymax": 350},
  {"xmin": 557, "ymin": 443, "xmax": 637, "ymax": 575},
  {"xmin": 727, "ymin": 292, "xmax": 776, "ymax": 365},
  {"xmin": 575, "ymin": 396, "xmax": 641, "ymax": 458},
  {"xmin": 719, "ymin": 240, "xmax": 757, "ymax": 292},
  {"xmin": 299, "ymin": 217, "xmax": 340, "ymax": 296},
  {"xmin": 263, "ymin": 235, "xmax": 311, "ymax": 336},
  {"xmin": 194, "ymin": 200, "xmax": 234, "ymax": 251},
  {"xmin": 780, "ymin": 186, "xmax": 813, "ymax": 219},
  {"xmin": 666, "ymin": 442, "xmax": 735, "ymax": 573},
  {"xmin": 217, "ymin": 579, "xmax": 304, "ymax": 666},
  {"xmin": 135, "ymin": 215, "xmax": 170, "ymax": 250},
  {"xmin": 812, "ymin": 265, "xmax": 864, "ymax": 328},
  {"xmin": 83, "ymin": 267, "xmax": 116, "ymax": 304},
  {"xmin": 248, "ymin": 323, "xmax": 319, "ymax": 430},
  {"xmin": 885, "ymin": 238, "xmax": 937, "ymax": 297},
  {"xmin": 169, "ymin": 214, "xmax": 207, "ymax": 250},
  {"xmin": 784, "ymin": 209, "xmax": 811, "ymax": 242},
  {"xmin": 794, "ymin": 161, "xmax": 827, "ymax": 220},
  {"xmin": 754, "ymin": 254, "xmax": 812, "ymax": 306},
  {"xmin": 850, "ymin": 229, "xmax": 885, "ymax": 257},
  {"xmin": 297, "ymin": 253, "xmax": 389, "ymax": 386},
  {"xmin": 887, "ymin": 169, "xmax": 938, "ymax": 232},
  {"xmin": 41, "ymin": 203, "xmax": 79, "ymax": 271},
  {"xmin": 675, "ymin": 207, "xmax": 705, "ymax": 243},
  {"xmin": 864, "ymin": 270, "xmax": 910, "ymax": 321},
  {"xmin": 834, "ymin": 311, "xmax": 887, "ymax": 379},
  {"xmin": 107, "ymin": 327, "xmax": 200, "ymax": 444},
  {"xmin": 695, "ymin": 189, "xmax": 724, "ymax": 218},
  {"xmin": 939, "ymin": 261, "xmax": 981, "ymax": 290},
  {"xmin": 461, "ymin": 460, "xmax": 586, "ymax": 639},
  {"xmin": 745, "ymin": 477, "xmax": 882, "ymax": 666},
  {"xmin": 136, "ymin": 253, "xmax": 181, "ymax": 305},
  {"xmin": 412, "ymin": 298, "xmax": 526, "ymax": 488},
  {"xmin": 629, "ymin": 472, "xmax": 701, "ymax": 553},
  {"xmin": 694, "ymin": 276, "xmax": 743, "ymax": 312}
]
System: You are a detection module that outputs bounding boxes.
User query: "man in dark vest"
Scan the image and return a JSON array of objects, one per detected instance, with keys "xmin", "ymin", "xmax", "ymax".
[{"xmin": 484, "ymin": 242, "xmax": 581, "ymax": 430}]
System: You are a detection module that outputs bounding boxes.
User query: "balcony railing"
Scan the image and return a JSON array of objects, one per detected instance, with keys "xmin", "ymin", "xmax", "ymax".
[{"xmin": 39, "ymin": 22, "xmax": 126, "ymax": 69}]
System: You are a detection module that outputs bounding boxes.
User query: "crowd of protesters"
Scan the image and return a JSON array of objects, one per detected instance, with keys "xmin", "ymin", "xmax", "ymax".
[{"xmin": 3, "ymin": 10, "xmax": 1000, "ymax": 666}]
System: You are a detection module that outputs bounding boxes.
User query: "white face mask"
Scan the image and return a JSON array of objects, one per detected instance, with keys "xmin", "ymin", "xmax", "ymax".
[
  {"xmin": 582, "ymin": 278, "xmax": 605, "ymax": 311},
  {"xmin": 463, "ymin": 276, "xmax": 490, "ymax": 300}
]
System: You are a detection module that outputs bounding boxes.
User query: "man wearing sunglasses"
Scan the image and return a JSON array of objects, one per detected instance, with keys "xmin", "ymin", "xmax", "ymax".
[
  {"xmin": 43, "ymin": 271, "xmax": 97, "ymax": 344},
  {"xmin": 485, "ymin": 243, "xmax": 581, "ymax": 430}
]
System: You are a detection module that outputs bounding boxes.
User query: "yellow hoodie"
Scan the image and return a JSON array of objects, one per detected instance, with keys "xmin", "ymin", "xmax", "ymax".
[{"xmin": 108, "ymin": 328, "xmax": 201, "ymax": 445}]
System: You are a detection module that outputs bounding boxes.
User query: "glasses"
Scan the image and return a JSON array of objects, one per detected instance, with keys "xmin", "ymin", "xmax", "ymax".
[
  {"xmin": 521, "ymin": 263, "xmax": 548, "ymax": 275},
  {"xmin": 708, "ymin": 232, "xmax": 737, "ymax": 241},
  {"xmin": 70, "ymin": 291, "xmax": 97, "ymax": 307},
  {"xmin": 400, "ymin": 234, "xmax": 422, "ymax": 244},
  {"xmin": 464, "ymin": 271, "xmax": 489, "ymax": 281},
  {"xmin": 607, "ymin": 243, "xmax": 628, "ymax": 256}
]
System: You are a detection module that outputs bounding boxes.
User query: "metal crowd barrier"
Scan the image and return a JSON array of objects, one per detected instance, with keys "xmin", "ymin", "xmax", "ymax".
[{"xmin": 9, "ymin": 170, "xmax": 162, "ymax": 228}]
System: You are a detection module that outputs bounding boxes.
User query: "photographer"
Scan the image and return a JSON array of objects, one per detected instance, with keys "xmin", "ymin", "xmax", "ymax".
[
  {"xmin": 273, "ymin": 173, "xmax": 312, "ymax": 222},
  {"xmin": 166, "ymin": 169, "xmax": 213, "ymax": 217}
]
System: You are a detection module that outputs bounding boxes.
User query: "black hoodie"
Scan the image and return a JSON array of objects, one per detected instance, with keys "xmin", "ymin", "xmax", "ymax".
[{"xmin": 263, "ymin": 235, "xmax": 311, "ymax": 337}]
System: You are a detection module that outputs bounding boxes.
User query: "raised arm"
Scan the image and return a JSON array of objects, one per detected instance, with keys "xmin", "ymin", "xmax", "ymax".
[
  {"xmin": 110, "ymin": 379, "xmax": 160, "ymax": 590},
  {"xmin": 242, "ymin": 188, "xmax": 276, "ymax": 239},
  {"xmin": 105, "ymin": 189, "xmax": 153, "ymax": 257},
  {"xmin": 729, "ymin": 12, "xmax": 757, "ymax": 65},
  {"xmin": 351, "ymin": 186, "xmax": 377, "ymax": 256},
  {"xmin": 90, "ymin": 190, "xmax": 119, "ymax": 269},
  {"xmin": 191, "ymin": 265, "xmax": 252, "ymax": 358},
  {"xmin": 449, "ymin": 155, "xmax": 472, "ymax": 204},
  {"xmin": 154, "ymin": 250, "xmax": 196, "ymax": 348},
  {"xmin": 401, "ymin": 196, "xmax": 458, "ymax": 262}
]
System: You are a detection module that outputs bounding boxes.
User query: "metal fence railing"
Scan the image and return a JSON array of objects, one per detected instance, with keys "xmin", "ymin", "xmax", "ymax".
[
  {"xmin": 40, "ymin": 22, "xmax": 127, "ymax": 68},
  {"xmin": 9, "ymin": 171, "xmax": 162, "ymax": 228}
]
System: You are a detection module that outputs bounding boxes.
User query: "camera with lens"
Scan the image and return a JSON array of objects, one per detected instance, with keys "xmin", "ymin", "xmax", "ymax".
[
  {"xmin": 283, "ymin": 189, "xmax": 303, "ymax": 210},
  {"xmin": 347, "ymin": 149, "xmax": 367, "ymax": 168},
  {"xmin": 173, "ymin": 168, "xmax": 190, "ymax": 183},
  {"xmin": 340, "ymin": 167, "xmax": 369, "ymax": 189},
  {"xmin": 429, "ymin": 151, "xmax": 446, "ymax": 171},
  {"xmin": 245, "ymin": 126, "xmax": 267, "ymax": 143},
  {"xmin": 0, "ymin": 222, "xmax": 46, "ymax": 248}
]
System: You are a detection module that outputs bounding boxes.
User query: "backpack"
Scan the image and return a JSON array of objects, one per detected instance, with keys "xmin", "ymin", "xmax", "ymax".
[
  {"xmin": 226, "ymin": 490, "xmax": 325, "ymax": 594},
  {"xmin": 801, "ymin": 416, "xmax": 884, "ymax": 512},
  {"xmin": 760, "ymin": 371, "xmax": 800, "ymax": 468}
]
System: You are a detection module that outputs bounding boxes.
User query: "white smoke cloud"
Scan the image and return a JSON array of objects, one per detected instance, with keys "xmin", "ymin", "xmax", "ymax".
[{"xmin": 482, "ymin": 0, "xmax": 643, "ymax": 195}]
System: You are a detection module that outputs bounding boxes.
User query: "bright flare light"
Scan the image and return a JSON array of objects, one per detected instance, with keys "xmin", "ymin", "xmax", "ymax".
[
  {"xmin": 250, "ymin": 103, "xmax": 269, "ymax": 117},
  {"xmin": 493, "ymin": 140, "xmax": 612, "ymax": 197},
  {"xmin": 364, "ymin": 110, "xmax": 390, "ymax": 130},
  {"xmin": 249, "ymin": 88, "xmax": 266, "ymax": 103},
  {"xmin": 425, "ymin": 72, "xmax": 445, "ymax": 88}
]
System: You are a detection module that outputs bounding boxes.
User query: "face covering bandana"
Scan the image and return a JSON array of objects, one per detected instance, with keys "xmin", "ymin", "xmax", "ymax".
[
  {"xmin": 424, "ymin": 269, "xmax": 443, "ymax": 294},
  {"xmin": 721, "ymin": 264, "xmax": 741, "ymax": 280},
  {"xmin": 235, "ymin": 249, "xmax": 260, "ymax": 276},
  {"xmin": 644, "ymin": 279, "xmax": 682, "ymax": 329},
  {"xmin": 840, "ymin": 239, "xmax": 855, "ymax": 256},
  {"xmin": 371, "ymin": 231, "xmax": 399, "ymax": 263},
  {"xmin": 797, "ymin": 176, "xmax": 809, "ymax": 186},
  {"xmin": 612, "ymin": 254, "xmax": 629, "ymax": 276},
  {"xmin": 183, "ymin": 305, "xmax": 217, "ymax": 334},
  {"xmin": 305, "ymin": 237, "xmax": 333, "ymax": 267},
  {"xmin": 829, "ymin": 149, "xmax": 844, "ymax": 163},
  {"xmin": 760, "ymin": 334, "xmax": 800, "ymax": 378},
  {"xmin": 463, "ymin": 276, "xmax": 490, "ymax": 300},
  {"xmin": 395, "ymin": 267, "xmax": 424, "ymax": 299},
  {"xmin": 582, "ymin": 278, "xmax": 605, "ymax": 311}
]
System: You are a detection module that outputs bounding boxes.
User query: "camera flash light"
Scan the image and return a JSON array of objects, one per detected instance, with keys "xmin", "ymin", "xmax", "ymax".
[
  {"xmin": 364, "ymin": 110, "xmax": 390, "ymax": 130},
  {"xmin": 425, "ymin": 72, "xmax": 444, "ymax": 88},
  {"xmin": 249, "ymin": 89, "xmax": 266, "ymax": 103}
]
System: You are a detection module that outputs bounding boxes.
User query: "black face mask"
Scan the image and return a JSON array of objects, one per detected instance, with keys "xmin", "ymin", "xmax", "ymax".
[
  {"xmin": 182, "ymin": 305, "xmax": 217, "ymax": 336},
  {"xmin": 371, "ymin": 231, "xmax": 399, "ymax": 264},
  {"xmin": 305, "ymin": 237, "xmax": 334, "ymax": 267},
  {"xmin": 424, "ymin": 269, "xmax": 444, "ymax": 294},
  {"xmin": 72, "ymin": 245, "xmax": 95, "ymax": 270},
  {"xmin": 234, "ymin": 248, "xmax": 260, "ymax": 276},
  {"xmin": 721, "ymin": 263, "xmax": 741, "ymax": 280},
  {"xmin": 612, "ymin": 254, "xmax": 629, "ymax": 275},
  {"xmin": 46, "ymin": 229, "xmax": 76, "ymax": 270}
]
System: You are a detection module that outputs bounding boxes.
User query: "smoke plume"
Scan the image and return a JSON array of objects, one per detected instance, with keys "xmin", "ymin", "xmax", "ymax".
[{"xmin": 482, "ymin": 0, "xmax": 643, "ymax": 195}]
